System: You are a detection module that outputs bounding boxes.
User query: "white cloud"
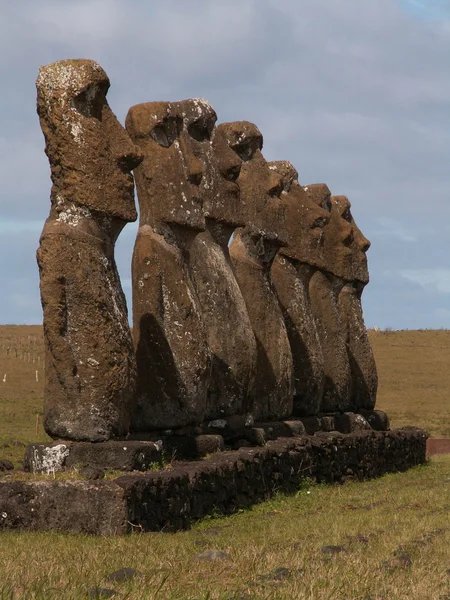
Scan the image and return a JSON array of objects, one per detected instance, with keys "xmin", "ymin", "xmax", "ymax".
[{"xmin": 398, "ymin": 268, "xmax": 450, "ymax": 293}]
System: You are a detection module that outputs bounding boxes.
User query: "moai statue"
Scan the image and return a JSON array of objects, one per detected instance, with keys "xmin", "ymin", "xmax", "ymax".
[
  {"xmin": 183, "ymin": 101, "xmax": 258, "ymax": 420},
  {"xmin": 125, "ymin": 100, "xmax": 211, "ymax": 431},
  {"xmin": 269, "ymin": 164, "xmax": 331, "ymax": 416},
  {"xmin": 218, "ymin": 122, "xmax": 294, "ymax": 421},
  {"xmin": 36, "ymin": 59, "xmax": 142, "ymax": 441},
  {"xmin": 307, "ymin": 184, "xmax": 354, "ymax": 412},
  {"xmin": 331, "ymin": 196, "xmax": 378, "ymax": 409}
]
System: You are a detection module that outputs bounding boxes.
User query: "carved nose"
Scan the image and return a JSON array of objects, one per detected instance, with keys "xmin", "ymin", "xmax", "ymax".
[
  {"xmin": 221, "ymin": 156, "xmax": 241, "ymax": 182},
  {"xmin": 359, "ymin": 234, "xmax": 371, "ymax": 252},
  {"xmin": 187, "ymin": 159, "xmax": 203, "ymax": 186},
  {"xmin": 179, "ymin": 135, "xmax": 204, "ymax": 186},
  {"xmin": 342, "ymin": 225, "xmax": 354, "ymax": 246}
]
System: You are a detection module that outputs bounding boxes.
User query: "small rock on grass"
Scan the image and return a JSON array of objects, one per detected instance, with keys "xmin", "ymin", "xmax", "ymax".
[
  {"xmin": 0, "ymin": 459, "xmax": 14, "ymax": 471},
  {"xmin": 82, "ymin": 466, "xmax": 105, "ymax": 480},
  {"xmin": 194, "ymin": 549, "xmax": 231, "ymax": 561},
  {"xmin": 321, "ymin": 545, "xmax": 346, "ymax": 555},
  {"xmin": 382, "ymin": 553, "xmax": 412, "ymax": 571},
  {"xmin": 86, "ymin": 587, "xmax": 119, "ymax": 599},
  {"xmin": 105, "ymin": 568, "xmax": 141, "ymax": 583}
]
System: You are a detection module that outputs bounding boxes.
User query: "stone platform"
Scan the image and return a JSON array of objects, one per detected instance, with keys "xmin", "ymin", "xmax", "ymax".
[
  {"xmin": 0, "ymin": 427, "xmax": 427, "ymax": 535},
  {"xmin": 24, "ymin": 411, "xmax": 391, "ymax": 475}
]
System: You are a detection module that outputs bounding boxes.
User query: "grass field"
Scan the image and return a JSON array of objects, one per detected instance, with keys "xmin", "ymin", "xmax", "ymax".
[
  {"xmin": 1, "ymin": 459, "xmax": 450, "ymax": 599},
  {"xmin": 0, "ymin": 326, "xmax": 450, "ymax": 599}
]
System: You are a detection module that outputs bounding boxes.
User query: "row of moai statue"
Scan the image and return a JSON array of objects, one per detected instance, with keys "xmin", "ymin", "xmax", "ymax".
[{"xmin": 36, "ymin": 59, "xmax": 378, "ymax": 443}]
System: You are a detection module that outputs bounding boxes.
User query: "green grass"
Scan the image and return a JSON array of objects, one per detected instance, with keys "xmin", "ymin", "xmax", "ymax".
[
  {"xmin": 1, "ymin": 327, "xmax": 450, "ymax": 598},
  {"xmin": 1, "ymin": 457, "xmax": 450, "ymax": 599}
]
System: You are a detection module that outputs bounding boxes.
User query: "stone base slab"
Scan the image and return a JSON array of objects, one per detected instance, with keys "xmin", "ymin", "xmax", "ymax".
[
  {"xmin": 24, "ymin": 440, "xmax": 163, "ymax": 474},
  {"xmin": 1, "ymin": 427, "xmax": 427, "ymax": 535}
]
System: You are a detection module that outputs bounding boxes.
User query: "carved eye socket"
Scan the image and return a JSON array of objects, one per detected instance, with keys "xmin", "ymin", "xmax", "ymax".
[
  {"xmin": 342, "ymin": 208, "xmax": 352, "ymax": 222},
  {"xmin": 312, "ymin": 216, "xmax": 328, "ymax": 229},
  {"xmin": 233, "ymin": 142, "xmax": 254, "ymax": 161},
  {"xmin": 150, "ymin": 116, "xmax": 182, "ymax": 148},
  {"xmin": 71, "ymin": 83, "xmax": 107, "ymax": 120},
  {"xmin": 188, "ymin": 118, "xmax": 214, "ymax": 142},
  {"xmin": 224, "ymin": 164, "xmax": 241, "ymax": 182},
  {"xmin": 323, "ymin": 198, "xmax": 332, "ymax": 212}
]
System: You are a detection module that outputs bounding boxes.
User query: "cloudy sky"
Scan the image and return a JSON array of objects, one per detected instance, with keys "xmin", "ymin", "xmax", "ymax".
[{"xmin": 0, "ymin": 0, "xmax": 449, "ymax": 329}]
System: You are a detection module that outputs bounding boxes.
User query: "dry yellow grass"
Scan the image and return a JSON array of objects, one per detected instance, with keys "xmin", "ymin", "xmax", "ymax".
[
  {"xmin": 0, "ymin": 327, "xmax": 448, "ymax": 464},
  {"xmin": 369, "ymin": 329, "xmax": 450, "ymax": 437},
  {"xmin": 1, "ymin": 327, "xmax": 450, "ymax": 598},
  {"xmin": 0, "ymin": 458, "xmax": 450, "ymax": 599}
]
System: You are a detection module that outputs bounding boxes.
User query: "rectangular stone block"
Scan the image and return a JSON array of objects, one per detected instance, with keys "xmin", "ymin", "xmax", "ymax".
[
  {"xmin": 24, "ymin": 441, "xmax": 163, "ymax": 474},
  {"xmin": 0, "ymin": 480, "xmax": 127, "ymax": 535}
]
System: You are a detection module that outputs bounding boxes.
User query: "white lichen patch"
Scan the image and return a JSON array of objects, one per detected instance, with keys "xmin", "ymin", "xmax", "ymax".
[
  {"xmin": 36, "ymin": 60, "xmax": 105, "ymax": 102},
  {"xmin": 31, "ymin": 444, "xmax": 70, "ymax": 475},
  {"xmin": 208, "ymin": 419, "xmax": 227, "ymax": 429},
  {"xmin": 70, "ymin": 121, "xmax": 84, "ymax": 145},
  {"xmin": 56, "ymin": 199, "xmax": 92, "ymax": 227}
]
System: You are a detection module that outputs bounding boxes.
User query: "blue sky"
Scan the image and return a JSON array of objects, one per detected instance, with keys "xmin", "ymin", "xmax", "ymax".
[
  {"xmin": 0, "ymin": 0, "xmax": 449, "ymax": 329},
  {"xmin": 401, "ymin": 0, "xmax": 450, "ymax": 19}
]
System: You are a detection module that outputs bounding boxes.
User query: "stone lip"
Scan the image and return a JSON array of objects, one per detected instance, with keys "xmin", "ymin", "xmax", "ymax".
[{"xmin": 0, "ymin": 428, "xmax": 427, "ymax": 536}]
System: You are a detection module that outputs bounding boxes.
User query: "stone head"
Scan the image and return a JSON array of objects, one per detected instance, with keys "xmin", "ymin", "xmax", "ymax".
[
  {"xmin": 267, "ymin": 163, "xmax": 331, "ymax": 269},
  {"xmin": 178, "ymin": 99, "xmax": 243, "ymax": 233},
  {"xmin": 125, "ymin": 100, "xmax": 206, "ymax": 233},
  {"xmin": 316, "ymin": 193, "xmax": 370, "ymax": 283},
  {"xmin": 216, "ymin": 121, "xmax": 287, "ymax": 246},
  {"xmin": 36, "ymin": 59, "xmax": 142, "ymax": 223}
]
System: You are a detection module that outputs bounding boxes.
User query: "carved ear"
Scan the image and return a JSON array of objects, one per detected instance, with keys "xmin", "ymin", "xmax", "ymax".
[{"xmin": 188, "ymin": 115, "xmax": 215, "ymax": 142}]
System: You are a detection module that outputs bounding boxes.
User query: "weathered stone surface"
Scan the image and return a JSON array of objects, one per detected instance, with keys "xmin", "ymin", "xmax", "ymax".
[
  {"xmin": 319, "ymin": 415, "xmax": 336, "ymax": 432},
  {"xmin": 309, "ymin": 270, "xmax": 352, "ymax": 412},
  {"xmin": 308, "ymin": 191, "xmax": 376, "ymax": 411},
  {"xmin": 24, "ymin": 441, "xmax": 163, "ymax": 474},
  {"xmin": 219, "ymin": 122, "xmax": 293, "ymax": 421},
  {"xmin": 126, "ymin": 101, "xmax": 211, "ymax": 430},
  {"xmin": 0, "ymin": 479, "xmax": 127, "ymax": 535},
  {"xmin": 118, "ymin": 427, "xmax": 428, "ymax": 532},
  {"xmin": 192, "ymin": 434, "xmax": 225, "ymax": 457},
  {"xmin": 185, "ymin": 102, "xmax": 257, "ymax": 419},
  {"xmin": 36, "ymin": 59, "xmax": 141, "ymax": 441},
  {"xmin": 298, "ymin": 416, "xmax": 322, "ymax": 435},
  {"xmin": 127, "ymin": 433, "xmax": 224, "ymax": 459},
  {"xmin": 359, "ymin": 409, "xmax": 390, "ymax": 431},
  {"xmin": 269, "ymin": 164, "xmax": 331, "ymax": 416},
  {"xmin": 330, "ymin": 195, "xmax": 377, "ymax": 410},
  {"xmin": 305, "ymin": 186, "xmax": 352, "ymax": 411},
  {"xmin": 254, "ymin": 421, "xmax": 298, "ymax": 440},
  {"xmin": 334, "ymin": 412, "xmax": 371, "ymax": 434},
  {"xmin": 0, "ymin": 429, "xmax": 428, "ymax": 535}
]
